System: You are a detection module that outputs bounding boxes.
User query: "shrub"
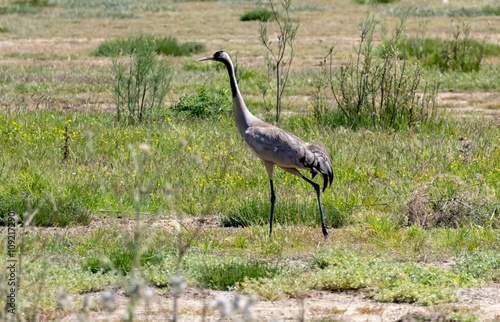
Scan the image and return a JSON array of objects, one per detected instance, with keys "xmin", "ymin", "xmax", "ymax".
[
  {"xmin": 170, "ymin": 85, "xmax": 231, "ymax": 119},
  {"xmin": 481, "ymin": 5, "xmax": 500, "ymax": 15},
  {"xmin": 397, "ymin": 23, "xmax": 494, "ymax": 72},
  {"xmin": 437, "ymin": 24, "xmax": 484, "ymax": 72},
  {"xmin": 155, "ymin": 38, "xmax": 206, "ymax": 57},
  {"xmin": 112, "ymin": 35, "xmax": 172, "ymax": 122},
  {"xmin": 405, "ymin": 186, "xmax": 499, "ymax": 229},
  {"xmin": 319, "ymin": 13, "xmax": 439, "ymax": 130},
  {"xmin": 241, "ymin": 8, "xmax": 273, "ymax": 21},
  {"xmin": 94, "ymin": 34, "xmax": 205, "ymax": 57}
]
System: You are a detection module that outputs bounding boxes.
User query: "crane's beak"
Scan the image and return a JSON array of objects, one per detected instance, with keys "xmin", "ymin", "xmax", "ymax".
[{"xmin": 198, "ymin": 55, "xmax": 214, "ymax": 61}]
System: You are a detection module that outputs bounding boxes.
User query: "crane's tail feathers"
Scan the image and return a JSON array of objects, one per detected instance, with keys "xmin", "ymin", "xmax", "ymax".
[{"xmin": 304, "ymin": 143, "xmax": 333, "ymax": 192}]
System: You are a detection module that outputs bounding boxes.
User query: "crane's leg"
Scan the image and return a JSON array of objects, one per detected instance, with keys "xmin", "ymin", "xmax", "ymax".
[
  {"xmin": 302, "ymin": 176, "xmax": 329, "ymax": 238},
  {"xmin": 264, "ymin": 162, "xmax": 276, "ymax": 236},
  {"xmin": 280, "ymin": 168, "xmax": 329, "ymax": 238}
]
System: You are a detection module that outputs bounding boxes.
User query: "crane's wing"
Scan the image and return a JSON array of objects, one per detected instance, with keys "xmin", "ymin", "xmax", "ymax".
[
  {"xmin": 244, "ymin": 125, "xmax": 333, "ymax": 191},
  {"xmin": 243, "ymin": 125, "xmax": 306, "ymax": 168}
]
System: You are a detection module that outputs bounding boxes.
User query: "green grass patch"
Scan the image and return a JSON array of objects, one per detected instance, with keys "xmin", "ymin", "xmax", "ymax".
[
  {"xmin": 221, "ymin": 197, "xmax": 352, "ymax": 229},
  {"xmin": 425, "ymin": 64, "xmax": 500, "ymax": 91},
  {"xmin": 185, "ymin": 254, "xmax": 280, "ymax": 290},
  {"xmin": 94, "ymin": 34, "xmax": 205, "ymax": 57},
  {"xmin": 240, "ymin": 8, "xmax": 273, "ymax": 22},
  {"xmin": 0, "ymin": 193, "xmax": 91, "ymax": 227}
]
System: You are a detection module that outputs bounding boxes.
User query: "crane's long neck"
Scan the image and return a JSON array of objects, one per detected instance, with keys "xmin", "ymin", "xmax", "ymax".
[{"xmin": 223, "ymin": 59, "xmax": 255, "ymax": 137}]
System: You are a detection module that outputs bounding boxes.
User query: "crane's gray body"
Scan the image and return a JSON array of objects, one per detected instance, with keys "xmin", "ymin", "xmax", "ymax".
[{"xmin": 200, "ymin": 51, "xmax": 333, "ymax": 237}]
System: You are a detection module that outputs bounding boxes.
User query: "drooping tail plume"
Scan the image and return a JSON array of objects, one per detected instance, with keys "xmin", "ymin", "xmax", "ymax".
[{"xmin": 304, "ymin": 143, "xmax": 333, "ymax": 192}]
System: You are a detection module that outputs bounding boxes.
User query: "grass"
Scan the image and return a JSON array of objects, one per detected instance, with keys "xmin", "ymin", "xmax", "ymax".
[
  {"xmin": 1, "ymin": 110, "xmax": 499, "ymax": 225},
  {"xmin": 424, "ymin": 65, "xmax": 500, "ymax": 91},
  {"xmin": 0, "ymin": 193, "xmax": 91, "ymax": 227},
  {"xmin": 186, "ymin": 254, "xmax": 281, "ymax": 290}
]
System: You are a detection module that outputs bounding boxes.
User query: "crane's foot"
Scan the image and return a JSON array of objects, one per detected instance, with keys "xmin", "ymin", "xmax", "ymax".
[{"xmin": 322, "ymin": 227, "xmax": 329, "ymax": 238}]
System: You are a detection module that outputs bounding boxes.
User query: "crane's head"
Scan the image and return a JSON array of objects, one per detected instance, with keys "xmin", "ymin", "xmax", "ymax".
[{"xmin": 198, "ymin": 51, "xmax": 231, "ymax": 64}]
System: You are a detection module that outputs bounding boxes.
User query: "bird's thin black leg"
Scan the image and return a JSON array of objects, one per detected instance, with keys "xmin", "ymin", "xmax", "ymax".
[
  {"xmin": 269, "ymin": 179, "xmax": 276, "ymax": 236},
  {"xmin": 302, "ymin": 177, "xmax": 329, "ymax": 238}
]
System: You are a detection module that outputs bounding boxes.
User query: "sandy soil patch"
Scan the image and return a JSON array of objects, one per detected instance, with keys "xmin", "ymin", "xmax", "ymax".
[{"xmin": 55, "ymin": 284, "xmax": 500, "ymax": 321}]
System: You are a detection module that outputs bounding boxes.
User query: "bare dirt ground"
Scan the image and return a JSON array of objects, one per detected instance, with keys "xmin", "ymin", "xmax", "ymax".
[{"xmin": 58, "ymin": 283, "xmax": 500, "ymax": 321}]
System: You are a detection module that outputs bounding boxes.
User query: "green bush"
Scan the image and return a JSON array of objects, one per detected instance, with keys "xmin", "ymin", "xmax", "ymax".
[
  {"xmin": 170, "ymin": 85, "xmax": 231, "ymax": 119},
  {"xmin": 320, "ymin": 14, "xmax": 439, "ymax": 130},
  {"xmin": 155, "ymin": 38, "xmax": 206, "ymax": 56},
  {"xmin": 481, "ymin": 5, "xmax": 500, "ymax": 15},
  {"xmin": 396, "ymin": 24, "xmax": 500, "ymax": 72},
  {"xmin": 94, "ymin": 34, "xmax": 205, "ymax": 57},
  {"xmin": 112, "ymin": 34, "xmax": 172, "ymax": 122},
  {"xmin": 241, "ymin": 8, "xmax": 273, "ymax": 21}
]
